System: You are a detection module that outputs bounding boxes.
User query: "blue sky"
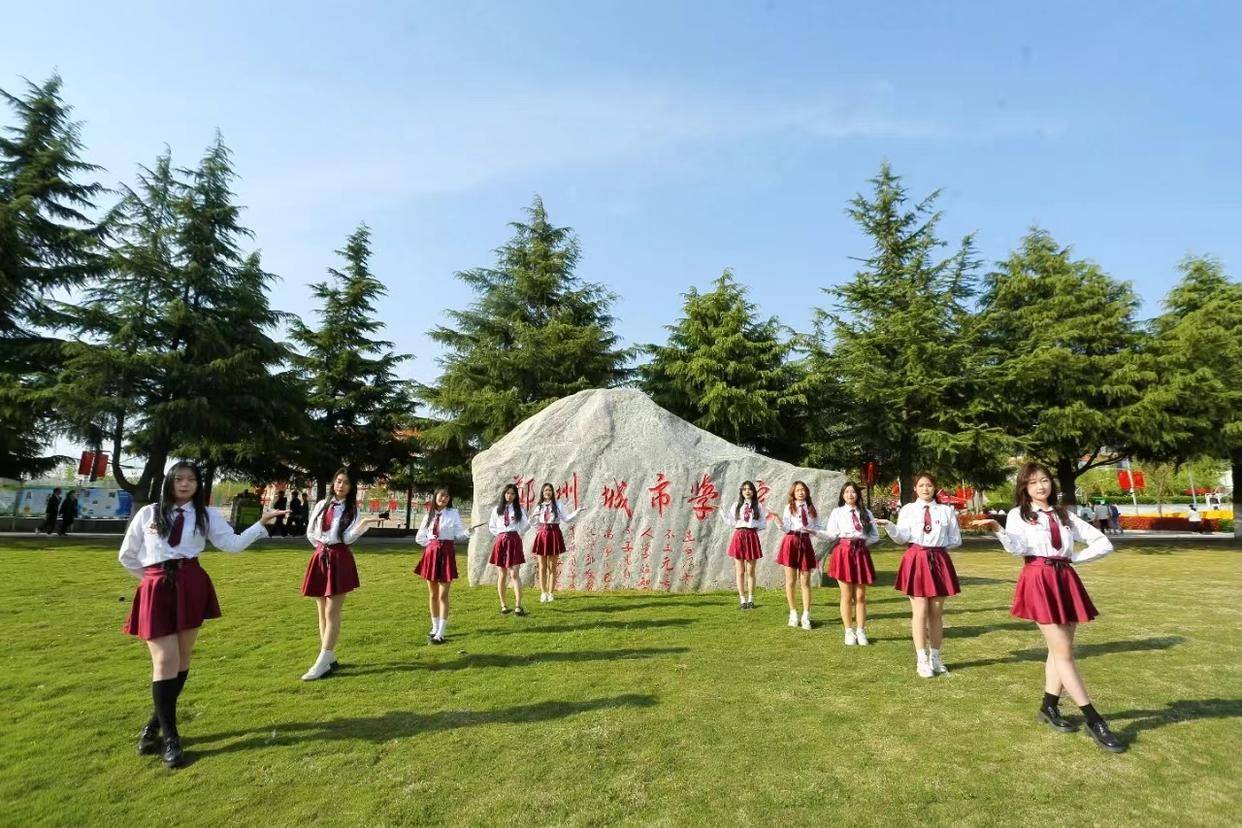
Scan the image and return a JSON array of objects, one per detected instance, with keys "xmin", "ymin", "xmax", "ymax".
[{"xmin": 4, "ymin": 0, "xmax": 1239, "ymax": 394}]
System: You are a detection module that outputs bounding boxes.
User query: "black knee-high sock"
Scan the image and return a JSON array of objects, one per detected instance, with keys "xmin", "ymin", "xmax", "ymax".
[
  {"xmin": 1042, "ymin": 692, "xmax": 1060, "ymax": 710},
  {"xmin": 151, "ymin": 677, "xmax": 180, "ymax": 741},
  {"xmin": 1079, "ymin": 703, "xmax": 1104, "ymax": 726},
  {"xmin": 147, "ymin": 670, "xmax": 188, "ymax": 731},
  {"xmin": 174, "ymin": 669, "xmax": 189, "ymax": 698}
]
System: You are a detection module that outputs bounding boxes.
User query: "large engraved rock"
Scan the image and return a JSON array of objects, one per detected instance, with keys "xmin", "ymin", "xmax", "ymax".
[{"xmin": 468, "ymin": 388, "xmax": 846, "ymax": 592}]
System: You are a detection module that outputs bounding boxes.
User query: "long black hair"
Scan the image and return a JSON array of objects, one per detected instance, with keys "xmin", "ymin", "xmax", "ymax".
[
  {"xmin": 735, "ymin": 481, "xmax": 761, "ymax": 519},
  {"xmin": 495, "ymin": 483, "xmax": 524, "ymax": 521},
  {"xmin": 837, "ymin": 480, "xmax": 872, "ymax": 534},
  {"xmin": 316, "ymin": 468, "xmax": 358, "ymax": 543},
  {"xmin": 157, "ymin": 461, "xmax": 209, "ymax": 538},
  {"xmin": 422, "ymin": 488, "xmax": 452, "ymax": 528}
]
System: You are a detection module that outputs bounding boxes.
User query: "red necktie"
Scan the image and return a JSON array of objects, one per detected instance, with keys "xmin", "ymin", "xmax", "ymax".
[
  {"xmin": 504, "ymin": 508, "xmax": 511, "ymax": 527},
  {"xmin": 432, "ymin": 511, "xmax": 441, "ymax": 537},
  {"xmin": 321, "ymin": 503, "xmax": 334, "ymax": 532},
  {"xmin": 851, "ymin": 509, "xmax": 862, "ymax": 531},
  {"xmin": 922, "ymin": 505, "xmax": 932, "ymax": 534},
  {"xmin": 1042, "ymin": 510, "xmax": 1063, "ymax": 551},
  {"xmin": 800, "ymin": 505, "xmax": 808, "ymax": 527},
  {"xmin": 168, "ymin": 508, "xmax": 185, "ymax": 547},
  {"xmin": 743, "ymin": 505, "xmax": 752, "ymax": 522},
  {"xmin": 543, "ymin": 504, "xmax": 552, "ymax": 522}
]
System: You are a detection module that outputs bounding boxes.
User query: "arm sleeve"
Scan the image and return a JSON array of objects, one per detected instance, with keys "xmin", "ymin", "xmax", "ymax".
[
  {"xmin": 415, "ymin": 517, "xmax": 431, "ymax": 546},
  {"xmin": 343, "ymin": 513, "xmax": 369, "ymax": 545},
  {"xmin": 884, "ymin": 508, "xmax": 912, "ymax": 544},
  {"xmin": 1068, "ymin": 513, "xmax": 1114, "ymax": 564},
  {"xmin": 560, "ymin": 502, "xmax": 580, "ymax": 523},
  {"xmin": 206, "ymin": 510, "xmax": 267, "ymax": 553},
  {"xmin": 865, "ymin": 511, "xmax": 880, "ymax": 546},
  {"xmin": 118, "ymin": 507, "xmax": 149, "ymax": 577},
  {"xmin": 945, "ymin": 510, "xmax": 963, "ymax": 550},
  {"xmin": 306, "ymin": 501, "xmax": 322, "ymax": 546}
]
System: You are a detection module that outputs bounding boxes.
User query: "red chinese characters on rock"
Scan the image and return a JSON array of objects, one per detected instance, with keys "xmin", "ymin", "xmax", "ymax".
[
  {"xmin": 512, "ymin": 475, "xmax": 538, "ymax": 512},
  {"xmin": 686, "ymin": 473, "xmax": 720, "ymax": 521},
  {"xmin": 556, "ymin": 473, "xmax": 581, "ymax": 510},
  {"xmin": 756, "ymin": 479, "xmax": 771, "ymax": 505},
  {"xmin": 601, "ymin": 479, "xmax": 634, "ymax": 519},
  {"xmin": 648, "ymin": 473, "xmax": 672, "ymax": 517}
]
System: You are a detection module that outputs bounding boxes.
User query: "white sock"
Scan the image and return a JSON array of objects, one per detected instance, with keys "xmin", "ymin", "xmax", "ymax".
[
  {"xmin": 747, "ymin": 594, "xmax": 753, "ymax": 603},
  {"xmin": 437, "ymin": 617, "xmax": 447, "ymax": 636},
  {"xmin": 739, "ymin": 596, "xmax": 746, "ymax": 605}
]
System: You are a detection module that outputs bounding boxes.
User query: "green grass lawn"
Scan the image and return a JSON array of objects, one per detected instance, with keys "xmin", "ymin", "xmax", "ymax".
[{"xmin": 1, "ymin": 537, "xmax": 1239, "ymax": 827}]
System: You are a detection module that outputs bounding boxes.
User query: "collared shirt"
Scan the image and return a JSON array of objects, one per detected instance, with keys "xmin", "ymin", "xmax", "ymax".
[
  {"xmin": 993, "ymin": 507, "xmax": 1113, "ymax": 564},
  {"xmin": 487, "ymin": 504, "xmax": 529, "ymax": 535},
  {"xmin": 532, "ymin": 500, "xmax": 579, "ymax": 526},
  {"xmin": 778, "ymin": 502, "xmax": 832, "ymax": 538},
  {"xmin": 717, "ymin": 501, "xmax": 768, "ymax": 530},
  {"xmin": 883, "ymin": 500, "xmax": 962, "ymax": 549},
  {"xmin": 307, "ymin": 499, "xmax": 367, "ymax": 546},
  {"xmin": 823, "ymin": 505, "xmax": 880, "ymax": 545},
  {"xmin": 119, "ymin": 502, "xmax": 267, "ymax": 577},
  {"xmin": 415, "ymin": 507, "xmax": 470, "ymax": 546}
]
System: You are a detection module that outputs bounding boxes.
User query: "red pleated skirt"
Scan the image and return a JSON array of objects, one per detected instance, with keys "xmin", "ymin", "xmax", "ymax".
[
  {"xmin": 727, "ymin": 528, "xmax": 764, "ymax": 561},
  {"xmin": 893, "ymin": 544, "xmax": 961, "ymax": 597},
  {"xmin": 776, "ymin": 532, "xmax": 816, "ymax": 571},
  {"xmin": 531, "ymin": 524, "xmax": 566, "ymax": 556},
  {"xmin": 122, "ymin": 558, "xmax": 221, "ymax": 640},
  {"xmin": 489, "ymin": 532, "xmax": 526, "ymax": 567},
  {"xmin": 1011, "ymin": 556, "xmax": 1098, "ymax": 624},
  {"xmin": 301, "ymin": 542, "xmax": 360, "ymax": 597},
  {"xmin": 415, "ymin": 540, "xmax": 458, "ymax": 583},
  {"xmin": 827, "ymin": 538, "xmax": 875, "ymax": 585}
]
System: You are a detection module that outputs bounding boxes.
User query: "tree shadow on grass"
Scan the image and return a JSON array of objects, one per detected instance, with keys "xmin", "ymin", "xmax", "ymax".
[
  {"xmin": 942, "ymin": 621, "xmax": 1032, "ymax": 639},
  {"xmin": 572, "ymin": 599, "xmax": 724, "ymax": 613},
  {"xmin": 948, "ymin": 636, "xmax": 1186, "ymax": 672},
  {"xmin": 1108, "ymin": 698, "xmax": 1242, "ymax": 740},
  {"xmin": 478, "ymin": 618, "xmax": 697, "ymax": 637},
  {"xmin": 340, "ymin": 646, "xmax": 691, "ymax": 676},
  {"xmin": 189, "ymin": 693, "xmax": 659, "ymax": 758},
  {"xmin": 863, "ymin": 605, "xmax": 1013, "ymax": 621}
]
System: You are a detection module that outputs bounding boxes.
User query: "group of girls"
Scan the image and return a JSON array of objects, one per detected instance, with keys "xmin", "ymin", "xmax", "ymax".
[{"xmin": 117, "ymin": 461, "xmax": 1123, "ymax": 771}]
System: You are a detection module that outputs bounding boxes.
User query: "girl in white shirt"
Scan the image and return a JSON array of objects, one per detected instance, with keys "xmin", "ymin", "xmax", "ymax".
[
  {"xmin": 118, "ymin": 461, "xmax": 287, "ymax": 769},
  {"xmin": 716, "ymin": 480, "xmax": 767, "ymax": 610},
  {"xmin": 823, "ymin": 481, "xmax": 880, "ymax": 645},
  {"xmin": 971, "ymin": 461, "xmax": 1124, "ymax": 753},
  {"xmin": 299, "ymin": 468, "xmax": 382, "ymax": 681},
  {"xmin": 876, "ymin": 472, "xmax": 962, "ymax": 678},
  {"xmin": 530, "ymin": 482, "xmax": 581, "ymax": 603},
  {"xmin": 774, "ymin": 481, "xmax": 832, "ymax": 630},
  {"xmin": 414, "ymin": 488, "xmax": 470, "ymax": 644},
  {"xmin": 486, "ymin": 483, "xmax": 530, "ymax": 615}
]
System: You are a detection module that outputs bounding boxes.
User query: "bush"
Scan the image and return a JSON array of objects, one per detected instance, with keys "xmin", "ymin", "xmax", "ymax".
[{"xmin": 1119, "ymin": 515, "xmax": 1225, "ymax": 532}]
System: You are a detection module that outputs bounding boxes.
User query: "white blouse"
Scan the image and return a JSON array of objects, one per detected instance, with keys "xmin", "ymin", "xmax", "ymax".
[
  {"xmin": 823, "ymin": 505, "xmax": 881, "ymax": 545},
  {"xmin": 487, "ymin": 503, "xmax": 529, "ymax": 535},
  {"xmin": 883, "ymin": 500, "xmax": 962, "ymax": 549},
  {"xmin": 306, "ymin": 499, "xmax": 367, "ymax": 547},
  {"xmin": 777, "ymin": 502, "xmax": 832, "ymax": 538},
  {"xmin": 119, "ymin": 503, "xmax": 267, "ymax": 577},
  {"xmin": 717, "ymin": 500, "xmax": 768, "ymax": 530},
  {"xmin": 992, "ymin": 507, "xmax": 1113, "ymax": 564},
  {"xmin": 530, "ymin": 500, "xmax": 579, "ymax": 526},
  {"xmin": 415, "ymin": 508, "xmax": 470, "ymax": 546}
]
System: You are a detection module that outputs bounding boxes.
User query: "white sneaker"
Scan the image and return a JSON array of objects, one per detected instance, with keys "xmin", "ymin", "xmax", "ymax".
[
  {"xmin": 301, "ymin": 656, "xmax": 332, "ymax": 681},
  {"xmin": 800, "ymin": 613, "xmax": 812, "ymax": 631},
  {"xmin": 788, "ymin": 610, "xmax": 798, "ymax": 627},
  {"xmin": 855, "ymin": 628, "xmax": 869, "ymax": 646},
  {"xmin": 548, "ymin": 593, "xmax": 555, "ymax": 602},
  {"xmin": 916, "ymin": 657, "xmax": 934, "ymax": 679},
  {"xmin": 539, "ymin": 593, "xmax": 547, "ymax": 603},
  {"xmin": 844, "ymin": 628, "xmax": 857, "ymax": 646},
  {"xmin": 930, "ymin": 651, "xmax": 949, "ymax": 675}
]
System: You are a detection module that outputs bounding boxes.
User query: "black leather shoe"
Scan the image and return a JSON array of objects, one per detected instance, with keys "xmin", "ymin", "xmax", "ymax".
[
  {"xmin": 1037, "ymin": 706, "xmax": 1077, "ymax": 733},
  {"xmin": 137, "ymin": 723, "xmax": 162, "ymax": 755},
  {"xmin": 514, "ymin": 607, "xmax": 527, "ymax": 617},
  {"xmin": 500, "ymin": 606, "xmax": 511, "ymax": 615},
  {"xmin": 162, "ymin": 737, "xmax": 187, "ymax": 768},
  {"xmin": 1084, "ymin": 720, "xmax": 1126, "ymax": 753},
  {"xmin": 747, "ymin": 601, "xmax": 755, "ymax": 609},
  {"xmin": 430, "ymin": 635, "xmax": 445, "ymax": 645}
]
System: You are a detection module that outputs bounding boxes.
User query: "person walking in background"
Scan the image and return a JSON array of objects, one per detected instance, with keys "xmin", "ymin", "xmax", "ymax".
[
  {"xmin": 57, "ymin": 490, "xmax": 79, "ymax": 536},
  {"xmin": 1107, "ymin": 502, "xmax": 1122, "ymax": 534},
  {"xmin": 1092, "ymin": 501, "xmax": 1110, "ymax": 534},
  {"xmin": 272, "ymin": 490, "xmax": 288, "ymax": 537},
  {"xmin": 1187, "ymin": 504, "xmax": 1204, "ymax": 534},
  {"xmin": 38, "ymin": 488, "xmax": 62, "ymax": 534},
  {"xmin": 288, "ymin": 491, "xmax": 304, "ymax": 536}
]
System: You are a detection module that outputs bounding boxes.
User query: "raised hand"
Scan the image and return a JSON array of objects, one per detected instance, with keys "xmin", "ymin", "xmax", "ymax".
[
  {"xmin": 259, "ymin": 509, "xmax": 291, "ymax": 526},
  {"xmin": 969, "ymin": 518, "xmax": 1002, "ymax": 532}
]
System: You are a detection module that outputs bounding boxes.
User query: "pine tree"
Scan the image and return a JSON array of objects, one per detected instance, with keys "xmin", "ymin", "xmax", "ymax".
[
  {"xmin": 639, "ymin": 268, "xmax": 805, "ymax": 460},
  {"xmin": 975, "ymin": 228, "xmax": 1144, "ymax": 502},
  {"xmin": 419, "ymin": 196, "xmax": 630, "ymax": 470},
  {"xmin": 289, "ymin": 223, "xmax": 413, "ymax": 497},
  {"xmin": 820, "ymin": 162, "xmax": 998, "ymax": 501},
  {"xmin": 0, "ymin": 74, "xmax": 107, "ymax": 477},
  {"xmin": 1131, "ymin": 255, "xmax": 1242, "ymax": 536}
]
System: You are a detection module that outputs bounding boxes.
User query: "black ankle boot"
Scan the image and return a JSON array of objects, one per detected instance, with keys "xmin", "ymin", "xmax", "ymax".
[
  {"xmin": 162, "ymin": 737, "xmax": 187, "ymax": 768},
  {"xmin": 1037, "ymin": 705, "xmax": 1077, "ymax": 733},
  {"xmin": 137, "ymin": 723, "xmax": 163, "ymax": 755}
]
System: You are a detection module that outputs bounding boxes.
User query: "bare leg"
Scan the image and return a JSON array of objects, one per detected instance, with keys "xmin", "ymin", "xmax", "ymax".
[
  {"xmin": 510, "ymin": 565, "xmax": 523, "ymax": 608},
  {"xmin": 734, "ymin": 559, "xmax": 746, "ymax": 602},
  {"xmin": 496, "ymin": 566, "xmax": 508, "ymax": 608},
  {"xmin": 783, "ymin": 566, "xmax": 797, "ymax": 611},
  {"xmin": 1040, "ymin": 622, "xmax": 1091, "ymax": 706},
  {"xmin": 855, "ymin": 584, "xmax": 868, "ymax": 630},
  {"xmin": 323, "ymin": 594, "xmax": 346, "ymax": 651},
  {"xmin": 838, "ymin": 582, "xmax": 853, "ymax": 626},
  {"xmin": 928, "ymin": 597, "xmax": 946, "ymax": 648},
  {"xmin": 909, "ymin": 597, "xmax": 928, "ymax": 652},
  {"xmin": 799, "ymin": 570, "xmax": 812, "ymax": 614}
]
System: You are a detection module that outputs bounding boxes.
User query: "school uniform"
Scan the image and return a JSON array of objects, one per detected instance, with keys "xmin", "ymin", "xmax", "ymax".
[
  {"xmin": 301, "ymin": 499, "xmax": 363, "ymax": 597},
  {"xmin": 717, "ymin": 501, "xmax": 766, "ymax": 560},
  {"xmin": 530, "ymin": 500, "xmax": 579, "ymax": 556},
  {"xmin": 823, "ymin": 505, "xmax": 880, "ymax": 585},
  {"xmin": 992, "ymin": 507, "xmax": 1111, "ymax": 624},
  {"xmin": 414, "ymin": 508, "xmax": 468, "ymax": 583},
  {"xmin": 775, "ymin": 503, "xmax": 830, "ymax": 571},
  {"xmin": 488, "ymin": 504, "xmax": 529, "ymax": 568},
  {"xmin": 119, "ymin": 503, "xmax": 268, "ymax": 640},
  {"xmin": 884, "ymin": 500, "xmax": 962, "ymax": 597}
]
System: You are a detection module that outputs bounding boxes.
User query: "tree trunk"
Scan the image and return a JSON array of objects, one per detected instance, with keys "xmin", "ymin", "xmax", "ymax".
[
  {"xmin": 202, "ymin": 463, "xmax": 216, "ymax": 506},
  {"xmin": 1055, "ymin": 456, "xmax": 1078, "ymax": 505}
]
